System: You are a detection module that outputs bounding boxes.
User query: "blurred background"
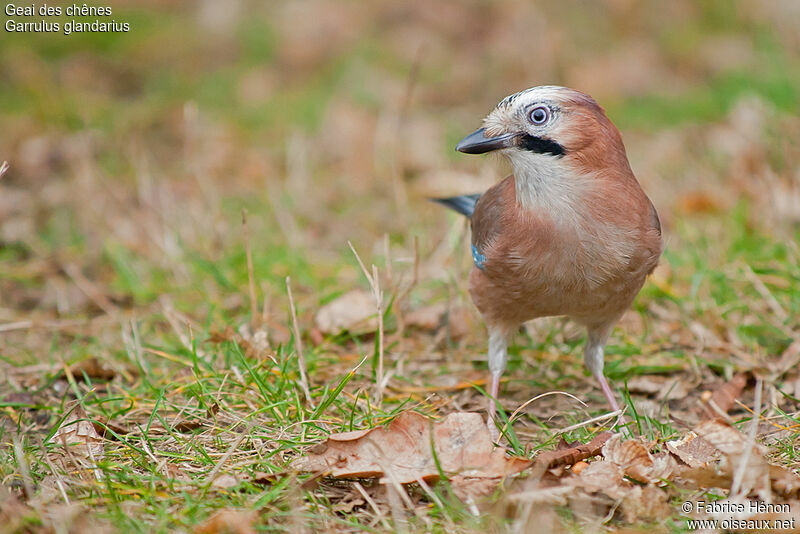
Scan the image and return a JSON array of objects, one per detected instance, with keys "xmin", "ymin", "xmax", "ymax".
[{"xmin": 1, "ymin": 0, "xmax": 799, "ymax": 379}]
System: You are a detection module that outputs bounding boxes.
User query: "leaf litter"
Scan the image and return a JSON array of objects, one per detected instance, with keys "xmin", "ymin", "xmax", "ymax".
[
  {"xmin": 48, "ymin": 404, "xmax": 105, "ymax": 462},
  {"xmin": 294, "ymin": 411, "xmax": 530, "ymax": 485},
  {"xmin": 293, "ymin": 372, "xmax": 800, "ymax": 526}
]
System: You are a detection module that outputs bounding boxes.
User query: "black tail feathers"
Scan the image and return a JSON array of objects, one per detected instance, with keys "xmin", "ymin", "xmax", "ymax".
[{"xmin": 431, "ymin": 194, "xmax": 481, "ymax": 218}]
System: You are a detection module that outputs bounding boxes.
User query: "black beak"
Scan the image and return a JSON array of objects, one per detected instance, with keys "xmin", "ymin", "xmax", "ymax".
[{"xmin": 455, "ymin": 128, "xmax": 518, "ymax": 154}]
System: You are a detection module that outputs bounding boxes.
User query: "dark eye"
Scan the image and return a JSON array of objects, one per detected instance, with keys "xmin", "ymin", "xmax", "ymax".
[{"xmin": 528, "ymin": 106, "xmax": 550, "ymax": 125}]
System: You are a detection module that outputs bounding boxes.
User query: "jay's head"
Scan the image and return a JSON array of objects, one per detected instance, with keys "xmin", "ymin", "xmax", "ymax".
[{"xmin": 456, "ymin": 86, "xmax": 629, "ymax": 173}]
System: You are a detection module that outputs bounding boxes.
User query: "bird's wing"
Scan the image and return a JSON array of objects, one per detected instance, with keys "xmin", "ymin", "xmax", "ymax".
[{"xmin": 470, "ymin": 176, "xmax": 515, "ymax": 270}]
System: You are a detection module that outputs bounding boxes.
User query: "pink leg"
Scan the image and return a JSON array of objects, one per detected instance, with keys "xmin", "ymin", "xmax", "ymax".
[
  {"xmin": 595, "ymin": 372, "xmax": 625, "ymax": 426},
  {"xmin": 486, "ymin": 328, "xmax": 508, "ymax": 442},
  {"xmin": 486, "ymin": 371, "xmax": 501, "ymax": 441}
]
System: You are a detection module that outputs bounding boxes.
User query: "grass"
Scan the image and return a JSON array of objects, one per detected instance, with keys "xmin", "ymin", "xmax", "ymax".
[
  {"xmin": 5, "ymin": 198, "xmax": 796, "ymax": 531},
  {"xmin": 2, "ymin": 0, "xmax": 800, "ymax": 532}
]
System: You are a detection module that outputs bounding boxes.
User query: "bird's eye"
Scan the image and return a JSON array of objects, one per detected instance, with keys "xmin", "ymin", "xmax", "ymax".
[{"xmin": 528, "ymin": 106, "xmax": 550, "ymax": 125}]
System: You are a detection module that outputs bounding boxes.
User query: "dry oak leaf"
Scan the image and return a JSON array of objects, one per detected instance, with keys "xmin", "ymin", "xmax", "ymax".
[
  {"xmin": 48, "ymin": 405, "xmax": 104, "ymax": 460},
  {"xmin": 314, "ymin": 289, "xmax": 377, "ymax": 335},
  {"xmin": 625, "ymin": 374, "xmax": 691, "ymax": 400},
  {"xmin": 194, "ymin": 508, "xmax": 257, "ymax": 534},
  {"xmin": 68, "ymin": 357, "xmax": 119, "ymax": 381},
  {"xmin": 665, "ymin": 431, "xmax": 720, "ymax": 468},
  {"xmin": 693, "ymin": 419, "xmax": 800, "ymax": 499},
  {"xmin": 565, "ymin": 443, "xmax": 672, "ymax": 522},
  {"xmin": 294, "ymin": 411, "xmax": 530, "ymax": 484},
  {"xmin": 601, "ymin": 435, "xmax": 676, "ymax": 484},
  {"xmin": 702, "ymin": 372, "xmax": 748, "ymax": 420}
]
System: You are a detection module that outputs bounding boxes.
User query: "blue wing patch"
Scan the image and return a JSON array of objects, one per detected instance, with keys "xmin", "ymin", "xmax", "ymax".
[{"xmin": 471, "ymin": 243, "xmax": 486, "ymax": 271}]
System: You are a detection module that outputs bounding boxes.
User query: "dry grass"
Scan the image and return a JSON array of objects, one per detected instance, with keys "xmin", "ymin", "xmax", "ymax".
[{"xmin": 1, "ymin": 0, "xmax": 799, "ymax": 532}]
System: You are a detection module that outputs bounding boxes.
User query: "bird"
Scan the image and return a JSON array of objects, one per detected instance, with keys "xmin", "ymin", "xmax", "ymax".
[{"xmin": 434, "ymin": 85, "xmax": 663, "ymax": 437}]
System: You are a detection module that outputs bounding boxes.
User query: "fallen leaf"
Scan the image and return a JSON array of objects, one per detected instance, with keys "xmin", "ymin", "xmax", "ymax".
[
  {"xmin": 331, "ymin": 496, "xmax": 365, "ymax": 514},
  {"xmin": 601, "ymin": 435, "xmax": 676, "ymax": 484},
  {"xmin": 702, "ymin": 372, "xmax": 748, "ymax": 420},
  {"xmin": 625, "ymin": 374, "xmax": 691, "ymax": 400},
  {"xmin": 314, "ymin": 289, "xmax": 377, "ymax": 335},
  {"xmin": 574, "ymin": 460, "xmax": 626, "ymax": 498},
  {"xmin": 666, "ymin": 431, "xmax": 719, "ymax": 468},
  {"xmin": 692, "ymin": 419, "xmax": 800, "ymax": 499},
  {"xmin": 210, "ymin": 474, "xmax": 241, "ymax": 491},
  {"xmin": 173, "ymin": 403, "xmax": 220, "ymax": 432},
  {"xmin": 532, "ymin": 432, "xmax": 612, "ymax": 474},
  {"xmin": 49, "ymin": 405, "xmax": 104, "ymax": 460},
  {"xmin": 618, "ymin": 484, "xmax": 672, "ymax": 523},
  {"xmin": 194, "ymin": 509, "xmax": 257, "ymax": 534},
  {"xmin": 769, "ymin": 465, "xmax": 800, "ymax": 498},
  {"xmin": 674, "ymin": 464, "xmax": 732, "ymax": 490},
  {"xmin": 294, "ymin": 411, "xmax": 529, "ymax": 486},
  {"xmin": 0, "ymin": 485, "xmax": 31, "ymax": 533},
  {"xmin": 693, "ymin": 419, "xmax": 759, "ymax": 457},
  {"xmin": 68, "ymin": 357, "xmax": 118, "ymax": 381},
  {"xmin": 91, "ymin": 417, "xmax": 130, "ymax": 439}
]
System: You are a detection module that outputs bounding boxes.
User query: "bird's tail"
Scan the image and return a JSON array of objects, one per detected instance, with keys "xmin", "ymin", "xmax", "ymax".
[{"xmin": 430, "ymin": 194, "xmax": 481, "ymax": 218}]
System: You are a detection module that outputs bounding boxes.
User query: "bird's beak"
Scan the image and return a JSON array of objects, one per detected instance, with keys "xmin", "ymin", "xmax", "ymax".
[{"xmin": 455, "ymin": 128, "xmax": 518, "ymax": 154}]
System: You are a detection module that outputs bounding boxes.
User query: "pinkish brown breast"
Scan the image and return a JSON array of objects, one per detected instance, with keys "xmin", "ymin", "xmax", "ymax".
[{"xmin": 468, "ymin": 174, "xmax": 662, "ymax": 332}]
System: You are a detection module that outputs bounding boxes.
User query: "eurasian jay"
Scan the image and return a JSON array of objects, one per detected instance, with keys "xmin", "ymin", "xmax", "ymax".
[{"xmin": 436, "ymin": 86, "xmax": 663, "ymax": 435}]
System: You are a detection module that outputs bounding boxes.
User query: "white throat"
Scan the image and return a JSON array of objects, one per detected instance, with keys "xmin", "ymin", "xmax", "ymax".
[
  {"xmin": 506, "ymin": 150, "xmax": 639, "ymax": 286},
  {"xmin": 506, "ymin": 151, "xmax": 590, "ymax": 217}
]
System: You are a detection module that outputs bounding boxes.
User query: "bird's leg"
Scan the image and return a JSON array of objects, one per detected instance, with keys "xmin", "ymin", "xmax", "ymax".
[
  {"xmin": 486, "ymin": 328, "xmax": 509, "ymax": 441},
  {"xmin": 584, "ymin": 327, "xmax": 625, "ymax": 426},
  {"xmin": 594, "ymin": 370, "xmax": 621, "ymax": 413}
]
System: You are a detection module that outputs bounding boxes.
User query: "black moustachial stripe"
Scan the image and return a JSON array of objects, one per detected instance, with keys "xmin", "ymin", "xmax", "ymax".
[{"xmin": 519, "ymin": 134, "xmax": 565, "ymax": 157}]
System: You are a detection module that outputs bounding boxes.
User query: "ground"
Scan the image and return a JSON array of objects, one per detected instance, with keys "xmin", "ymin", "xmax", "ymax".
[{"xmin": 1, "ymin": 1, "xmax": 799, "ymax": 532}]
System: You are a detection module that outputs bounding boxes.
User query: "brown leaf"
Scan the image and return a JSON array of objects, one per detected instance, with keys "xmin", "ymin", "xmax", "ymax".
[
  {"xmin": 49, "ymin": 405, "xmax": 104, "ymax": 460},
  {"xmin": 314, "ymin": 289, "xmax": 377, "ymax": 335},
  {"xmin": 173, "ymin": 404, "xmax": 218, "ymax": 432},
  {"xmin": 173, "ymin": 419, "xmax": 205, "ymax": 432},
  {"xmin": 210, "ymin": 474, "xmax": 241, "ymax": 491},
  {"xmin": 618, "ymin": 484, "xmax": 672, "ymax": 523},
  {"xmin": 194, "ymin": 509, "xmax": 257, "ymax": 534},
  {"xmin": 294, "ymin": 411, "xmax": 529, "ymax": 486},
  {"xmin": 251, "ymin": 471, "xmax": 284, "ymax": 486},
  {"xmin": 331, "ymin": 496, "xmax": 365, "ymax": 514},
  {"xmin": 674, "ymin": 464, "xmax": 732, "ymax": 490},
  {"xmin": 692, "ymin": 419, "xmax": 800, "ymax": 499},
  {"xmin": 575, "ymin": 460, "xmax": 626, "ymax": 498},
  {"xmin": 702, "ymin": 372, "xmax": 747, "ymax": 420},
  {"xmin": 666, "ymin": 431, "xmax": 719, "ymax": 468},
  {"xmin": 91, "ymin": 417, "xmax": 130, "ymax": 439},
  {"xmin": 68, "ymin": 357, "xmax": 118, "ymax": 381},
  {"xmin": 0, "ymin": 485, "xmax": 31, "ymax": 533},
  {"xmin": 693, "ymin": 419, "xmax": 757, "ymax": 456},
  {"xmin": 601, "ymin": 435, "xmax": 676, "ymax": 484},
  {"xmin": 770, "ymin": 465, "xmax": 800, "ymax": 498},
  {"xmin": 625, "ymin": 374, "xmax": 691, "ymax": 400},
  {"xmin": 532, "ymin": 432, "xmax": 612, "ymax": 473}
]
